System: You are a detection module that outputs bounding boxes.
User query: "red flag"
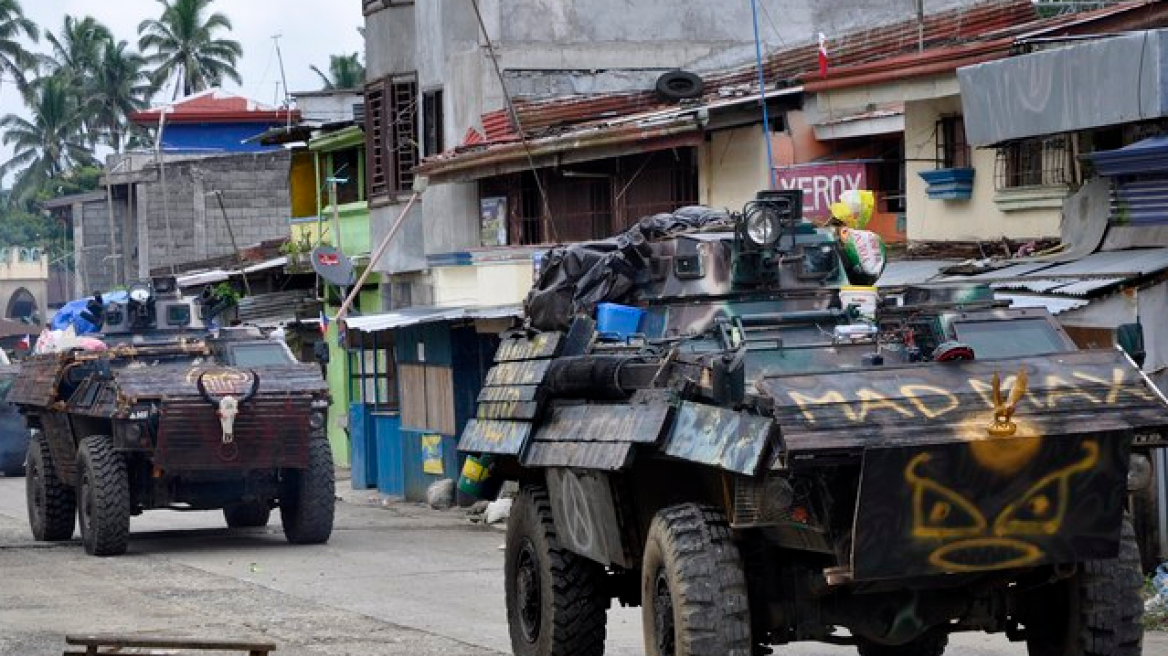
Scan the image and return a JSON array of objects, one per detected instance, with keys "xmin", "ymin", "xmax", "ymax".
[{"xmin": 818, "ymin": 32, "xmax": 829, "ymax": 78}]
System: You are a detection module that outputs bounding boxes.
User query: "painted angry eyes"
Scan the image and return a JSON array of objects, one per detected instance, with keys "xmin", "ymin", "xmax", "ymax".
[{"xmin": 904, "ymin": 440, "xmax": 1099, "ymax": 541}]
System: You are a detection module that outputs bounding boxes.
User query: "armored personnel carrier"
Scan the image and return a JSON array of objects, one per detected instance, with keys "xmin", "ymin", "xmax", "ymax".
[
  {"xmin": 9, "ymin": 277, "xmax": 333, "ymax": 556},
  {"xmin": 460, "ymin": 191, "xmax": 1167, "ymax": 656}
]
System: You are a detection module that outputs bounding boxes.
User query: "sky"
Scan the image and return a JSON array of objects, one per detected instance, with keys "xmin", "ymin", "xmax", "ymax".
[{"xmin": 0, "ymin": 0, "xmax": 365, "ymax": 176}]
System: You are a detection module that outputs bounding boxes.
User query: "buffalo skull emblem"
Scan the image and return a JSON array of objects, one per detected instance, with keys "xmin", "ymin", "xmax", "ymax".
[{"xmin": 196, "ymin": 369, "xmax": 260, "ymax": 445}]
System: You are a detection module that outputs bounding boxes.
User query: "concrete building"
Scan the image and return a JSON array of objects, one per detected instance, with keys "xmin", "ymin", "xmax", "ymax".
[
  {"xmin": 129, "ymin": 88, "xmax": 298, "ymax": 154},
  {"xmin": 293, "ymin": 89, "xmax": 365, "ymax": 125},
  {"xmin": 360, "ymin": 0, "xmax": 990, "ymax": 307},
  {"xmin": 49, "ymin": 150, "xmax": 294, "ymax": 296},
  {"xmin": 48, "ymin": 90, "xmax": 301, "ymax": 297},
  {"xmin": 0, "ymin": 246, "xmax": 49, "ymax": 324},
  {"xmin": 802, "ymin": 0, "xmax": 1168, "ymax": 246}
]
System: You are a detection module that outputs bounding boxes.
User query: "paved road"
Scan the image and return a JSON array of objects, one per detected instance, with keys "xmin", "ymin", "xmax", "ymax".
[{"xmin": 0, "ymin": 473, "xmax": 1163, "ymax": 655}]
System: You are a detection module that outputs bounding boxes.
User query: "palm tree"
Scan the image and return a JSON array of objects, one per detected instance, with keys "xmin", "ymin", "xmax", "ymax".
[
  {"xmin": 311, "ymin": 52, "xmax": 365, "ymax": 90},
  {"xmin": 0, "ymin": 0, "xmax": 39, "ymax": 92},
  {"xmin": 88, "ymin": 40, "xmax": 150, "ymax": 152},
  {"xmin": 45, "ymin": 15, "xmax": 112, "ymax": 80},
  {"xmin": 137, "ymin": 0, "xmax": 242, "ymax": 99},
  {"xmin": 0, "ymin": 74, "xmax": 95, "ymax": 203}
]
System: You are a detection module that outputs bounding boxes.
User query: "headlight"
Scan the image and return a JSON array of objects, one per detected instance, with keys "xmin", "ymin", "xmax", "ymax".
[
  {"xmin": 308, "ymin": 411, "xmax": 326, "ymax": 430},
  {"xmin": 745, "ymin": 206, "xmax": 781, "ymax": 246}
]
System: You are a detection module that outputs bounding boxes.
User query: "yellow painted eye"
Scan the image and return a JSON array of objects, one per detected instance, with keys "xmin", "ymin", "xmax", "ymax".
[
  {"xmin": 929, "ymin": 501, "xmax": 951, "ymax": 523},
  {"xmin": 906, "ymin": 454, "xmax": 987, "ymax": 540},
  {"xmin": 1028, "ymin": 495, "xmax": 1051, "ymax": 518},
  {"xmin": 994, "ymin": 441, "xmax": 1100, "ymax": 537}
]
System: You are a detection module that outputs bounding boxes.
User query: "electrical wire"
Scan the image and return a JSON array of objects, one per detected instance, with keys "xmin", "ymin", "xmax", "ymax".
[{"xmin": 469, "ymin": 0, "xmax": 559, "ymax": 243}]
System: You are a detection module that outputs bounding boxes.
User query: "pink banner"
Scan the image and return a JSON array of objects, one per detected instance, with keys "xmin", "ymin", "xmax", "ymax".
[{"xmin": 773, "ymin": 162, "xmax": 868, "ymax": 219}]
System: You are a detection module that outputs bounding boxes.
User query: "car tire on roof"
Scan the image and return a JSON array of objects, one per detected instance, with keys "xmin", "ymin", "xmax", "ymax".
[{"xmin": 655, "ymin": 70, "xmax": 704, "ymax": 101}]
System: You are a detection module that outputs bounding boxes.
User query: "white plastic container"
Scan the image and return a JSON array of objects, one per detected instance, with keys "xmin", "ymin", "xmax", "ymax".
[{"xmin": 839, "ymin": 286, "xmax": 879, "ymax": 321}]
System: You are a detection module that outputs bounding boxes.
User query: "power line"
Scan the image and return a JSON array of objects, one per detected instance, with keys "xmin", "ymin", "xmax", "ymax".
[{"xmin": 469, "ymin": 0, "xmax": 558, "ymax": 243}]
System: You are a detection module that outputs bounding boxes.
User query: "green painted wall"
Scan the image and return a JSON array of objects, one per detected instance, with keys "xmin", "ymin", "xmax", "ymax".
[{"xmin": 324, "ymin": 285, "xmax": 383, "ymax": 467}]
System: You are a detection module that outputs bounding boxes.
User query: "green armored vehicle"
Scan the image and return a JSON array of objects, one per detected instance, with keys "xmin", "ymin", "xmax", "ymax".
[
  {"xmin": 9, "ymin": 278, "xmax": 334, "ymax": 556},
  {"xmin": 460, "ymin": 191, "xmax": 1166, "ymax": 656}
]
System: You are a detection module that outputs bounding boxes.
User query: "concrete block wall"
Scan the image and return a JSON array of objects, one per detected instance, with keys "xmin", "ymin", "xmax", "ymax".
[
  {"xmin": 79, "ymin": 200, "xmax": 117, "ymax": 294},
  {"xmin": 135, "ymin": 151, "xmax": 292, "ymax": 276}
]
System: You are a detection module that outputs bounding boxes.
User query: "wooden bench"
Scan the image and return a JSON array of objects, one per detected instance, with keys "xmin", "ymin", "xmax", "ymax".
[{"xmin": 64, "ymin": 635, "xmax": 276, "ymax": 656}]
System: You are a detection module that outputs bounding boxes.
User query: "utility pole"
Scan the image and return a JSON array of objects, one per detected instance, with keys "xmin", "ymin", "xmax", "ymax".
[
  {"xmin": 916, "ymin": 0, "xmax": 925, "ymax": 53},
  {"xmin": 327, "ymin": 176, "xmax": 346, "ymax": 254},
  {"xmin": 273, "ymin": 34, "xmax": 291, "ymax": 128},
  {"xmin": 208, "ymin": 190, "xmax": 252, "ymax": 296}
]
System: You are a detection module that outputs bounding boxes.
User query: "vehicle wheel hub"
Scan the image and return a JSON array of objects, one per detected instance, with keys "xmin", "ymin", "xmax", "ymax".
[
  {"xmin": 516, "ymin": 541, "xmax": 542, "ymax": 643},
  {"xmin": 654, "ymin": 569, "xmax": 676, "ymax": 656}
]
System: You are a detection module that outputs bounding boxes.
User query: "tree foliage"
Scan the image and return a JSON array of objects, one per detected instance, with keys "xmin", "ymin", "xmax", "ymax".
[
  {"xmin": 0, "ymin": 0, "xmax": 245, "ymax": 261},
  {"xmin": 138, "ymin": 0, "xmax": 242, "ymax": 98},
  {"xmin": 311, "ymin": 52, "xmax": 364, "ymax": 91},
  {"xmin": 0, "ymin": 0, "xmax": 38, "ymax": 92}
]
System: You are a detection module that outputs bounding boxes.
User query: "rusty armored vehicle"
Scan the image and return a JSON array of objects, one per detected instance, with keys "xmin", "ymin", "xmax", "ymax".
[
  {"xmin": 460, "ymin": 191, "xmax": 1167, "ymax": 656},
  {"xmin": 9, "ymin": 277, "xmax": 333, "ymax": 556}
]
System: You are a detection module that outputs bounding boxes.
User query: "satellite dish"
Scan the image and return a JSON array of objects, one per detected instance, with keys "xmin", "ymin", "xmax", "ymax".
[{"xmin": 310, "ymin": 245, "xmax": 356, "ymax": 286}]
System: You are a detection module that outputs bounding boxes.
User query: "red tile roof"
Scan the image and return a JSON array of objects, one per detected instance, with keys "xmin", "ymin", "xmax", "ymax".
[{"xmin": 130, "ymin": 88, "xmax": 299, "ymax": 125}]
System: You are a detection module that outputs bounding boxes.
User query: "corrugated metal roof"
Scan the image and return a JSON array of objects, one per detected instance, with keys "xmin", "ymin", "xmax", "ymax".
[
  {"xmin": 991, "ymin": 279, "xmax": 1072, "ymax": 294},
  {"xmin": 878, "ymin": 247, "xmax": 1168, "ymax": 296},
  {"xmin": 876, "ymin": 260, "xmax": 954, "ymax": 286},
  {"xmin": 1044, "ymin": 278, "xmax": 1127, "ymax": 296},
  {"xmin": 995, "ymin": 294, "xmax": 1090, "ymax": 315},
  {"xmin": 344, "ymin": 304, "xmax": 521, "ymax": 334},
  {"xmin": 1036, "ymin": 247, "xmax": 1168, "ymax": 277}
]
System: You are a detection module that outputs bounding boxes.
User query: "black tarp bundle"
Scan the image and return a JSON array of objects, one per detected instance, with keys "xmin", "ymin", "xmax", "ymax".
[{"xmin": 525, "ymin": 206, "xmax": 731, "ymax": 331}]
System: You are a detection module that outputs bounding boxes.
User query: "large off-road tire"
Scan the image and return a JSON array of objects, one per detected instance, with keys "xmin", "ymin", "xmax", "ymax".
[
  {"xmin": 1023, "ymin": 517, "xmax": 1143, "ymax": 656},
  {"xmin": 224, "ymin": 502, "xmax": 271, "ymax": 528},
  {"xmin": 280, "ymin": 439, "xmax": 335, "ymax": 544},
  {"xmin": 641, "ymin": 504, "xmax": 751, "ymax": 656},
  {"xmin": 76, "ymin": 435, "xmax": 130, "ymax": 556},
  {"xmin": 26, "ymin": 429, "xmax": 75, "ymax": 541},
  {"xmin": 505, "ymin": 485, "xmax": 607, "ymax": 656},
  {"xmin": 857, "ymin": 633, "xmax": 948, "ymax": 656}
]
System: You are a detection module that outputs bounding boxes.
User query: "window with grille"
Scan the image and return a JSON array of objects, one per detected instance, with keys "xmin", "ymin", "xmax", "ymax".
[
  {"xmin": 365, "ymin": 74, "xmax": 419, "ymax": 202},
  {"xmin": 995, "ymin": 136, "xmax": 1070, "ymax": 190},
  {"xmin": 422, "ymin": 89, "xmax": 444, "ymax": 157},
  {"xmin": 364, "ymin": 80, "xmax": 388, "ymax": 200},
  {"xmin": 390, "ymin": 77, "xmax": 418, "ymax": 193},
  {"xmin": 347, "ymin": 338, "xmax": 398, "ymax": 412},
  {"xmin": 937, "ymin": 116, "xmax": 971, "ymax": 169}
]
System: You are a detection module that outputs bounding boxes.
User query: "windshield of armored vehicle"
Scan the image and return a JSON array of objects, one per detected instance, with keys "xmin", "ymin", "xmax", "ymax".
[
  {"xmin": 224, "ymin": 342, "xmax": 295, "ymax": 366},
  {"xmin": 953, "ymin": 317, "xmax": 1071, "ymax": 359}
]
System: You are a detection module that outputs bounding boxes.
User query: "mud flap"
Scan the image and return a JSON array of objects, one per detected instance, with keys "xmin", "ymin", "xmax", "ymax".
[{"xmin": 851, "ymin": 430, "xmax": 1132, "ymax": 581}]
